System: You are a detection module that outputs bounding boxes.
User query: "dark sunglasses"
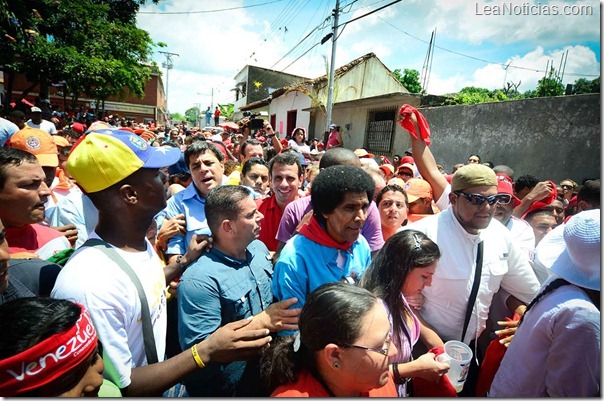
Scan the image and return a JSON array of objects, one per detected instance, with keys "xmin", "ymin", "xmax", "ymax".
[
  {"xmin": 455, "ymin": 191, "xmax": 512, "ymax": 205},
  {"xmin": 397, "ymin": 171, "xmax": 413, "ymax": 177},
  {"xmin": 58, "ymin": 148, "xmax": 71, "ymax": 157},
  {"xmin": 561, "ymin": 184, "xmax": 573, "ymax": 190}
]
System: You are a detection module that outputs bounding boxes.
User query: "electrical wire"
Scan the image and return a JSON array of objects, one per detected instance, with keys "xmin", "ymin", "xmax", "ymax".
[
  {"xmin": 138, "ymin": 0, "xmax": 284, "ymax": 14},
  {"xmin": 376, "ymin": 15, "xmax": 598, "ymax": 78}
]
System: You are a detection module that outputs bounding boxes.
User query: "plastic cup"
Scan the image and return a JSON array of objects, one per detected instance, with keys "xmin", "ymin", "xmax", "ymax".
[{"xmin": 436, "ymin": 340, "xmax": 473, "ymax": 393}]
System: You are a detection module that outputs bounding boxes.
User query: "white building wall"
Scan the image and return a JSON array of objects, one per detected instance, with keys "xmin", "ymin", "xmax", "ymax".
[
  {"xmin": 269, "ymin": 90, "xmax": 312, "ymax": 139},
  {"xmin": 314, "ymin": 58, "xmax": 407, "ymax": 104}
]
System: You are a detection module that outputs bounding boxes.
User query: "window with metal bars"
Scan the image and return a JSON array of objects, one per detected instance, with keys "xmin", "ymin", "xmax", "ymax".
[{"xmin": 364, "ymin": 107, "xmax": 396, "ymax": 154}]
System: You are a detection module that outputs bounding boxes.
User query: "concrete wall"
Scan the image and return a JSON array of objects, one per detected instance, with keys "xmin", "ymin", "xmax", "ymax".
[{"xmin": 410, "ymin": 94, "xmax": 600, "ymax": 184}]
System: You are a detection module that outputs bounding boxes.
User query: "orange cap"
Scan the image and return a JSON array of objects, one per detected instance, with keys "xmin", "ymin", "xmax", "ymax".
[{"xmin": 9, "ymin": 128, "xmax": 58, "ymax": 167}]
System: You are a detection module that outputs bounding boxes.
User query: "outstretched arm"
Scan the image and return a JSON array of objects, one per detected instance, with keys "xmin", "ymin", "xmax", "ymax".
[
  {"xmin": 124, "ymin": 318, "xmax": 271, "ymax": 396},
  {"xmin": 398, "ymin": 112, "xmax": 448, "ymax": 202}
]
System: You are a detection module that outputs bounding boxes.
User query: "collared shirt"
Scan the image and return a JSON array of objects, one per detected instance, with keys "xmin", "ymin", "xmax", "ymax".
[
  {"xmin": 505, "ymin": 215, "xmax": 535, "ymax": 257},
  {"xmin": 403, "ymin": 208, "xmax": 539, "ymax": 343},
  {"xmin": 272, "ymin": 233, "xmax": 372, "ymax": 336},
  {"xmin": 157, "ymin": 183, "xmax": 211, "ymax": 256},
  {"xmin": 0, "ymin": 117, "xmax": 19, "ymax": 147},
  {"xmin": 490, "ymin": 276, "xmax": 600, "ymax": 397},
  {"xmin": 256, "ymin": 194, "xmax": 286, "ymax": 252},
  {"xmin": 48, "ymin": 190, "xmax": 98, "ymax": 248},
  {"xmin": 276, "ymin": 196, "xmax": 384, "ymax": 252},
  {"xmin": 177, "ymin": 240, "xmax": 273, "ymax": 396}
]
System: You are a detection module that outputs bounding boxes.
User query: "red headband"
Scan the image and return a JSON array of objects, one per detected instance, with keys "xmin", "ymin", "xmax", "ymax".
[{"xmin": 0, "ymin": 303, "xmax": 98, "ymax": 396}]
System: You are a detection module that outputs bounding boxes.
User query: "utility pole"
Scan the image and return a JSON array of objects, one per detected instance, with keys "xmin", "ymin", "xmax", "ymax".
[
  {"xmin": 324, "ymin": 0, "xmax": 340, "ymax": 134},
  {"xmin": 159, "ymin": 51, "xmax": 179, "ymax": 114}
]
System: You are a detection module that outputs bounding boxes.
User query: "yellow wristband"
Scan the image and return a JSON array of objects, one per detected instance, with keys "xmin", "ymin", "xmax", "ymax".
[{"xmin": 191, "ymin": 345, "xmax": 206, "ymax": 369}]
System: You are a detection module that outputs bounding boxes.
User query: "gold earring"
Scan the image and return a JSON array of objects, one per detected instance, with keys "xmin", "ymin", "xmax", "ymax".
[{"xmin": 333, "ymin": 362, "xmax": 340, "ymax": 368}]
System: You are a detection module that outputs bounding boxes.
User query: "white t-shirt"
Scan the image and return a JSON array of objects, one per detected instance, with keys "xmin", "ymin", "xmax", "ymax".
[
  {"xmin": 51, "ymin": 232, "xmax": 167, "ymax": 389},
  {"xmin": 26, "ymin": 119, "xmax": 57, "ymax": 134},
  {"xmin": 403, "ymin": 208, "xmax": 540, "ymax": 344}
]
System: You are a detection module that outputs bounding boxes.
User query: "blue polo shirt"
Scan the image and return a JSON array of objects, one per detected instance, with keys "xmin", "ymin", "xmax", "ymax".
[
  {"xmin": 156, "ymin": 183, "xmax": 211, "ymax": 256},
  {"xmin": 177, "ymin": 239, "xmax": 273, "ymax": 396},
  {"xmin": 272, "ymin": 234, "xmax": 372, "ymax": 336}
]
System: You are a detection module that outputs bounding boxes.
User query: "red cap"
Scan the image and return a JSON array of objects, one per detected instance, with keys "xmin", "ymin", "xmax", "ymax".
[
  {"xmin": 401, "ymin": 156, "xmax": 414, "ymax": 165},
  {"xmin": 497, "ymin": 179, "xmax": 521, "ymax": 207}
]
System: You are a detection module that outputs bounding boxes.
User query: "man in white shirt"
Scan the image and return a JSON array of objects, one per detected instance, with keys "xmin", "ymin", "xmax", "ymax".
[
  {"xmin": 25, "ymin": 106, "xmax": 57, "ymax": 135},
  {"xmin": 403, "ymin": 164, "xmax": 540, "ymax": 395},
  {"xmin": 52, "ymin": 129, "xmax": 272, "ymax": 396}
]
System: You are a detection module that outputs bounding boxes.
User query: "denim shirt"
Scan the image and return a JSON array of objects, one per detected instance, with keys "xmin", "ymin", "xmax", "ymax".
[{"xmin": 177, "ymin": 240, "xmax": 273, "ymax": 396}]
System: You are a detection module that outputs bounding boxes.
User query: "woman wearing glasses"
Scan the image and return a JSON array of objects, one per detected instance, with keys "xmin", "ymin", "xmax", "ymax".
[
  {"xmin": 361, "ymin": 230, "xmax": 450, "ymax": 397},
  {"xmin": 261, "ymin": 283, "xmax": 398, "ymax": 397},
  {"xmin": 558, "ymin": 178, "xmax": 577, "ymax": 206}
]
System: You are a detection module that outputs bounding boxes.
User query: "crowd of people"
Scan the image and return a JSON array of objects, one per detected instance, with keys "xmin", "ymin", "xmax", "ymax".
[{"xmin": 0, "ymin": 99, "xmax": 599, "ymax": 397}]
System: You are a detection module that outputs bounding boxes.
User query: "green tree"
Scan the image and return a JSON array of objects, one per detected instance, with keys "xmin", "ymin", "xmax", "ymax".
[
  {"xmin": 184, "ymin": 107, "xmax": 200, "ymax": 127},
  {"xmin": 393, "ymin": 68, "xmax": 422, "ymax": 94},
  {"xmin": 572, "ymin": 77, "xmax": 600, "ymax": 94},
  {"xmin": 445, "ymin": 86, "xmax": 508, "ymax": 105},
  {"xmin": 1, "ymin": 0, "xmax": 161, "ymax": 113},
  {"xmin": 170, "ymin": 112, "xmax": 185, "ymax": 122},
  {"xmin": 535, "ymin": 67, "xmax": 564, "ymax": 97}
]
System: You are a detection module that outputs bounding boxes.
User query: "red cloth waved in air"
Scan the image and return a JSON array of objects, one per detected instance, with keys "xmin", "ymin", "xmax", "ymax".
[{"xmin": 398, "ymin": 104, "xmax": 432, "ymax": 146}]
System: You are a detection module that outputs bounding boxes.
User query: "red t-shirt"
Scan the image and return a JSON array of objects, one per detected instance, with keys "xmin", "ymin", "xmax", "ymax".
[
  {"xmin": 272, "ymin": 369, "xmax": 397, "ymax": 397},
  {"xmin": 326, "ymin": 130, "xmax": 342, "ymax": 149},
  {"xmin": 7, "ymin": 224, "xmax": 65, "ymax": 254},
  {"xmin": 256, "ymin": 195, "xmax": 285, "ymax": 252}
]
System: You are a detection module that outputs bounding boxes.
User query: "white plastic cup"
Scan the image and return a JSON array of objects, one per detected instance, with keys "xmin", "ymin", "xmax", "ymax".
[{"xmin": 436, "ymin": 340, "xmax": 473, "ymax": 393}]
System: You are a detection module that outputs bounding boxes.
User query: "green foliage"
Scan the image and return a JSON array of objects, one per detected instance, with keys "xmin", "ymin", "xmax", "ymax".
[
  {"xmin": 536, "ymin": 67, "xmax": 564, "ymax": 97},
  {"xmin": 1, "ymin": 0, "xmax": 159, "ymax": 110},
  {"xmin": 572, "ymin": 77, "xmax": 600, "ymax": 94},
  {"xmin": 393, "ymin": 68, "xmax": 422, "ymax": 94},
  {"xmin": 445, "ymin": 86, "xmax": 509, "ymax": 105},
  {"xmin": 184, "ymin": 107, "xmax": 200, "ymax": 126},
  {"xmin": 218, "ymin": 103, "xmax": 234, "ymax": 120},
  {"xmin": 170, "ymin": 112, "xmax": 185, "ymax": 122}
]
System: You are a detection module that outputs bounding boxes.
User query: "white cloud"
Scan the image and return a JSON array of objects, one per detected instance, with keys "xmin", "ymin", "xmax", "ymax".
[
  {"xmin": 425, "ymin": 0, "xmax": 599, "ymax": 45},
  {"xmin": 467, "ymin": 44, "xmax": 600, "ymax": 92},
  {"xmin": 135, "ymin": 0, "xmax": 599, "ymax": 113}
]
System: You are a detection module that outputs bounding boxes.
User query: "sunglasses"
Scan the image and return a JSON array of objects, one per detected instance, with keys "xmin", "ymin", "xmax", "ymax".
[
  {"xmin": 397, "ymin": 171, "xmax": 413, "ymax": 177},
  {"xmin": 455, "ymin": 191, "xmax": 512, "ymax": 205},
  {"xmin": 561, "ymin": 184, "xmax": 573, "ymax": 190}
]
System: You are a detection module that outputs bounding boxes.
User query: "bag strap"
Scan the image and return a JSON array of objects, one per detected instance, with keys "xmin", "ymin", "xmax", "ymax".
[
  {"xmin": 82, "ymin": 238, "xmax": 159, "ymax": 364},
  {"xmin": 461, "ymin": 240, "xmax": 483, "ymax": 343}
]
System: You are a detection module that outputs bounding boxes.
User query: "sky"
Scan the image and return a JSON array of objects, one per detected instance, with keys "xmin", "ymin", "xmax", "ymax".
[{"xmin": 136, "ymin": 0, "xmax": 601, "ymax": 115}]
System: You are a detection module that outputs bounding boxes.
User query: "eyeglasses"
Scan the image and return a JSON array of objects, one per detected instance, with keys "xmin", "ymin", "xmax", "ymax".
[
  {"xmin": 345, "ymin": 337, "xmax": 392, "ymax": 356},
  {"xmin": 397, "ymin": 171, "xmax": 413, "ymax": 177},
  {"xmin": 561, "ymin": 184, "xmax": 573, "ymax": 190},
  {"xmin": 58, "ymin": 148, "xmax": 71, "ymax": 157},
  {"xmin": 455, "ymin": 191, "xmax": 512, "ymax": 205}
]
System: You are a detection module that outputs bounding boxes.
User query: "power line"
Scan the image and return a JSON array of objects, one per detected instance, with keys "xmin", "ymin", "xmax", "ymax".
[
  {"xmin": 138, "ymin": 0, "xmax": 284, "ymax": 15},
  {"xmin": 377, "ymin": 15, "xmax": 599, "ymax": 78}
]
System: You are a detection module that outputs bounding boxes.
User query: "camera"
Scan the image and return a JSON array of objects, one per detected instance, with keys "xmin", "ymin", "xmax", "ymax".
[{"xmin": 242, "ymin": 111, "xmax": 266, "ymax": 130}]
